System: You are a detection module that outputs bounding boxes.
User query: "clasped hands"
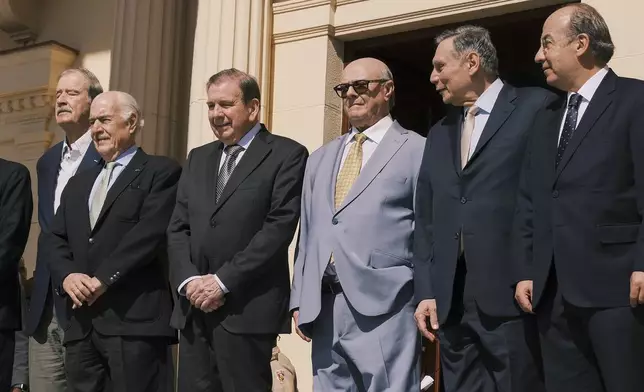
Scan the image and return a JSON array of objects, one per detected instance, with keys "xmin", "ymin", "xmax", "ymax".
[
  {"xmin": 62, "ymin": 273, "xmax": 106, "ymax": 309},
  {"xmin": 186, "ymin": 275, "xmax": 226, "ymax": 313}
]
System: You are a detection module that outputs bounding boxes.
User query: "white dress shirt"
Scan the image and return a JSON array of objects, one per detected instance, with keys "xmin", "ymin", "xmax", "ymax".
[
  {"xmin": 462, "ymin": 78, "xmax": 504, "ymax": 161},
  {"xmin": 54, "ymin": 130, "xmax": 93, "ymax": 213},
  {"xmin": 87, "ymin": 145, "xmax": 139, "ymax": 210},
  {"xmin": 178, "ymin": 122, "xmax": 262, "ymax": 296},
  {"xmin": 557, "ymin": 67, "xmax": 609, "ymax": 145},
  {"xmin": 342, "ymin": 114, "xmax": 393, "ymax": 170}
]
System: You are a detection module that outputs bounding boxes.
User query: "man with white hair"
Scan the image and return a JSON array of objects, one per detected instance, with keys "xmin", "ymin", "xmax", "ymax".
[{"xmin": 47, "ymin": 91, "xmax": 181, "ymax": 392}]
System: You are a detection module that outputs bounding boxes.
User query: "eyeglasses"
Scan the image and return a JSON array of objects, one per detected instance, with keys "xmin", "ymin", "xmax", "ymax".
[{"xmin": 333, "ymin": 79, "xmax": 390, "ymax": 98}]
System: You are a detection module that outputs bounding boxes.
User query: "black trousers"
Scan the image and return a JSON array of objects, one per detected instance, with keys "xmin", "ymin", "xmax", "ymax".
[
  {"xmin": 537, "ymin": 272, "xmax": 644, "ymax": 392},
  {"xmin": 178, "ymin": 311, "xmax": 276, "ymax": 392},
  {"xmin": 438, "ymin": 256, "xmax": 545, "ymax": 392},
  {"xmin": 65, "ymin": 330, "xmax": 173, "ymax": 392},
  {"xmin": 0, "ymin": 330, "xmax": 15, "ymax": 391}
]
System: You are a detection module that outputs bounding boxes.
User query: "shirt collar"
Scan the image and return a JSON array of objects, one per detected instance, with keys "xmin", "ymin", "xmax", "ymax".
[
  {"xmin": 227, "ymin": 122, "xmax": 261, "ymax": 152},
  {"xmin": 62, "ymin": 129, "xmax": 93, "ymax": 157},
  {"xmin": 346, "ymin": 115, "xmax": 393, "ymax": 146},
  {"xmin": 466, "ymin": 78, "xmax": 504, "ymax": 115},
  {"xmin": 569, "ymin": 67, "xmax": 609, "ymax": 103},
  {"xmin": 109, "ymin": 145, "xmax": 138, "ymax": 167}
]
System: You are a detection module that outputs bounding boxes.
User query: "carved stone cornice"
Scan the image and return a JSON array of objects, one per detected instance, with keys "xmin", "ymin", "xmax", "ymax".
[
  {"xmin": 0, "ymin": 0, "xmax": 43, "ymax": 44},
  {"xmin": 0, "ymin": 87, "xmax": 53, "ymax": 114},
  {"xmin": 273, "ymin": 0, "xmax": 333, "ymax": 15},
  {"xmin": 274, "ymin": 24, "xmax": 335, "ymax": 44}
]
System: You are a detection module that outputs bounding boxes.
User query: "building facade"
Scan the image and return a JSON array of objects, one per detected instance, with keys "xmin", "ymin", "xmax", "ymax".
[{"xmin": 1, "ymin": 0, "xmax": 642, "ymax": 389}]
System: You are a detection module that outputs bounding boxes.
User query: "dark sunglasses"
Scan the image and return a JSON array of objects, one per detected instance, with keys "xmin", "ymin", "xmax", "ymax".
[{"xmin": 333, "ymin": 79, "xmax": 390, "ymax": 98}]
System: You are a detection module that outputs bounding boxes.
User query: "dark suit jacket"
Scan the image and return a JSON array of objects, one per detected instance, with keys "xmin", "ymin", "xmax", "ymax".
[
  {"xmin": 0, "ymin": 159, "xmax": 32, "ymax": 331},
  {"xmin": 26, "ymin": 141, "xmax": 102, "ymax": 336},
  {"xmin": 413, "ymin": 84, "xmax": 557, "ymax": 323},
  {"xmin": 516, "ymin": 70, "xmax": 644, "ymax": 309},
  {"xmin": 168, "ymin": 125, "xmax": 308, "ymax": 335},
  {"xmin": 47, "ymin": 148, "xmax": 181, "ymax": 343}
]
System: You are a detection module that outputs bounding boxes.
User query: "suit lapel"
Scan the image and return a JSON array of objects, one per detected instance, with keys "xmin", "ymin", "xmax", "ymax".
[
  {"xmin": 467, "ymin": 85, "xmax": 517, "ymax": 166},
  {"xmin": 326, "ymin": 136, "xmax": 346, "ymax": 213},
  {"xmin": 78, "ymin": 142, "xmax": 103, "ymax": 172},
  {"xmin": 206, "ymin": 143, "xmax": 224, "ymax": 211},
  {"xmin": 42, "ymin": 143, "xmax": 64, "ymax": 226},
  {"xmin": 554, "ymin": 70, "xmax": 616, "ymax": 182},
  {"xmin": 335, "ymin": 122, "xmax": 407, "ymax": 215},
  {"xmin": 93, "ymin": 149, "xmax": 147, "ymax": 230},
  {"xmin": 212, "ymin": 129, "xmax": 272, "ymax": 215},
  {"xmin": 445, "ymin": 109, "xmax": 463, "ymax": 176}
]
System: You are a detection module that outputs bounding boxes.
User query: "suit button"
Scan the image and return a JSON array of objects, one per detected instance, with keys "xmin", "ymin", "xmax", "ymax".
[
  {"xmin": 552, "ymin": 190, "xmax": 559, "ymax": 198},
  {"xmin": 332, "ymin": 218, "xmax": 338, "ymax": 225},
  {"xmin": 454, "ymin": 232, "xmax": 460, "ymax": 240},
  {"xmin": 210, "ymin": 220, "xmax": 216, "ymax": 228},
  {"xmin": 460, "ymin": 197, "xmax": 467, "ymax": 204},
  {"xmin": 88, "ymin": 238, "xmax": 94, "ymax": 244}
]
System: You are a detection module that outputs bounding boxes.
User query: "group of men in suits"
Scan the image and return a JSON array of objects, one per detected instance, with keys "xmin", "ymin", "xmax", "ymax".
[
  {"xmin": 1, "ymin": 3, "xmax": 643, "ymax": 392},
  {"xmin": 412, "ymin": 3, "xmax": 644, "ymax": 392}
]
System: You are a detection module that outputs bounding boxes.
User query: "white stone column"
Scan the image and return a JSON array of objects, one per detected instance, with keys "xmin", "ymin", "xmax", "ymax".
[
  {"xmin": 109, "ymin": 0, "xmax": 188, "ymax": 159},
  {"xmin": 186, "ymin": 0, "xmax": 271, "ymax": 151}
]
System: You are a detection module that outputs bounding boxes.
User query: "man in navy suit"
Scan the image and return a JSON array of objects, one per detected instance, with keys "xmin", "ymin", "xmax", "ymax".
[
  {"xmin": 26, "ymin": 68, "xmax": 103, "ymax": 392},
  {"xmin": 515, "ymin": 4, "xmax": 644, "ymax": 392},
  {"xmin": 413, "ymin": 25, "xmax": 551, "ymax": 392}
]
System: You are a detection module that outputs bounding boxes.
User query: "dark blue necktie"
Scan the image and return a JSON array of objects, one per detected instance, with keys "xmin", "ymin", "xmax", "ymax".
[{"xmin": 556, "ymin": 93, "xmax": 583, "ymax": 167}]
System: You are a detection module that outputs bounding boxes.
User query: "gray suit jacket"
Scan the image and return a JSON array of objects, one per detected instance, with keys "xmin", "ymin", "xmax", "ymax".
[{"xmin": 290, "ymin": 121, "xmax": 425, "ymax": 334}]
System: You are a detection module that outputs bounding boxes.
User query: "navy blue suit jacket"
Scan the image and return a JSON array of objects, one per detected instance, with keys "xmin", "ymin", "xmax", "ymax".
[
  {"xmin": 26, "ymin": 140, "xmax": 101, "ymax": 336},
  {"xmin": 413, "ymin": 84, "xmax": 558, "ymax": 323},
  {"xmin": 515, "ymin": 70, "xmax": 644, "ymax": 309}
]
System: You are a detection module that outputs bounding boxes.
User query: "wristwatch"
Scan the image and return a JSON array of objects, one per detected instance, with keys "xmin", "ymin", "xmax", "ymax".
[{"xmin": 11, "ymin": 384, "xmax": 29, "ymax": 392}]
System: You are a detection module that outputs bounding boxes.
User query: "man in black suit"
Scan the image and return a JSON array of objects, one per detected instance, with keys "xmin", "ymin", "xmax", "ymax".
[
  {"xmin": 167, "ymin": 68, "xmax": 308, "ymax": 392},
  {"xmin": 514, "ymin": 4, "xmax": 644, "ymax": 392},
  {"xmin": 48, "ymin": 91, "xmax": 181, "ymax": 392},
  {"xmin": 413, "ymin": 25, "xmax": 552, "ymax": 392},
  {"xmin": 27, "ymin": 67, "xmax": 104, "ymax": 392},
  {"xmin": 0, "ymin": 159, "xmax": 32, "ymax": 391}
]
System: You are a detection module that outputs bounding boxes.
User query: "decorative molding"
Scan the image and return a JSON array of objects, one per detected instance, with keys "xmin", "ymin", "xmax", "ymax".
[
  {"xmin": 274, "ymin": 24, "xmax": 335, "ymax": 44},
  {"xmin": 334, "ymin": 0, "xmax": 530, "ymax": 37},
  {"xmin": 273, "ymin": 0, "xmax": 332, "ymax": 15},
  {"xmin": 0, "ymin": 88, "xmax": 53, "ymax": 114},
  {"xmin": 336, "ymin": 0, "xmax": 365, "ymax": 5},
  {"xmin": 0, "ymin": 0, "xmax": 42, "ymax": 44}
]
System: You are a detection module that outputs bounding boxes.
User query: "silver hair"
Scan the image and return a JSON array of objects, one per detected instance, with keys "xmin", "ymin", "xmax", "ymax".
[
  {"xmin": 435, "ymin": 25, "xmax": 499, "ymax": 76},
  {"xmin": 58, "ymin": 68, "xmax": 104, "ymax": 101},
  {"xmin": 114, "ymin": 92, "xmax": 144, "ymax": 133},
  {"xmin": 566, "ymin": 4, "xmax": 615, "ymax": 66}
]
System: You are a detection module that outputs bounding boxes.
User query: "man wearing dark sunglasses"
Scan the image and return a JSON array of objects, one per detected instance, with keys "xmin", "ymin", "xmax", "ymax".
[{"xmin": 291, "ymin": 57, "xmax": 425, "ymax": 391}]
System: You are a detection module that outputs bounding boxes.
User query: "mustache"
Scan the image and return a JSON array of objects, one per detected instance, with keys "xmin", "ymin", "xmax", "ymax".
[{"xmin": 56, "ymin": 107, "xmax": 72, "ymax": 115}]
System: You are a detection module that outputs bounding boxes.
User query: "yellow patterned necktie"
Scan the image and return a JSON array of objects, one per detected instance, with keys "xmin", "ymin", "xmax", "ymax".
[{"xmin": 335, "ymin": 132, "xmax": 368, "ymax": 210}]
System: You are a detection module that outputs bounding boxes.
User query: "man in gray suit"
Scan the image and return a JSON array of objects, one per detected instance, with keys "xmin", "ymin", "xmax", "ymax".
[{"xmin": 290, "ymin": 57, "xmax": 424, "ymax": 391}]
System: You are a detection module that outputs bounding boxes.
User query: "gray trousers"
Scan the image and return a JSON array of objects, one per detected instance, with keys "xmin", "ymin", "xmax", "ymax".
[
  {"xmin": 311, "ymin": 292, "xmax": 421, "ymax": 392},
  {"xmin": 29, "ymin": 305, "xmax": 67, "ymax": 392}
]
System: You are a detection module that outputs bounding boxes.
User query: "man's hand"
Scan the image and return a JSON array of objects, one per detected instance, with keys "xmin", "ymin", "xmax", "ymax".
[
  {"xmin": 190, "ymin": 275, "xmax": 225, "ymax": 312},
  {"xmin": 62, "ymin": 273, "xmax": 95, "ymax": 308},
  {"xmin": 292, "ymin": 310, "xmax": 310, "ymax": 342},
  {"xmin": 629, "ymin": 271, "xmax": 644, "ymax": 307},
  {"xmin": 86, "ymin": 277, "xmax": 106, "ymax": 306},
  {"xmin": 515, "ymin": 280, "xmax": 534, "ymax": 314},
  {"xmin": 414, "ymin": 299, "xmax": 439, "ymax": 342}
]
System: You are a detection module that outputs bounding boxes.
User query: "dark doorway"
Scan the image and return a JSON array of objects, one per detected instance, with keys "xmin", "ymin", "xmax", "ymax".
[{"xmin": 344, "ymin": 4, "xmax": 568, "ymax": 136}]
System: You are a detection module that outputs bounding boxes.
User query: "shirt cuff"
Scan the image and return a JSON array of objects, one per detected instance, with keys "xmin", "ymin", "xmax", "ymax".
[
  {"xmin": 177, "ymin": 276, "xmax": 201, "ymax": 296},
  {"xmin": 214, "ymin": 274, "xmax": 229, "ymax": 294}
]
